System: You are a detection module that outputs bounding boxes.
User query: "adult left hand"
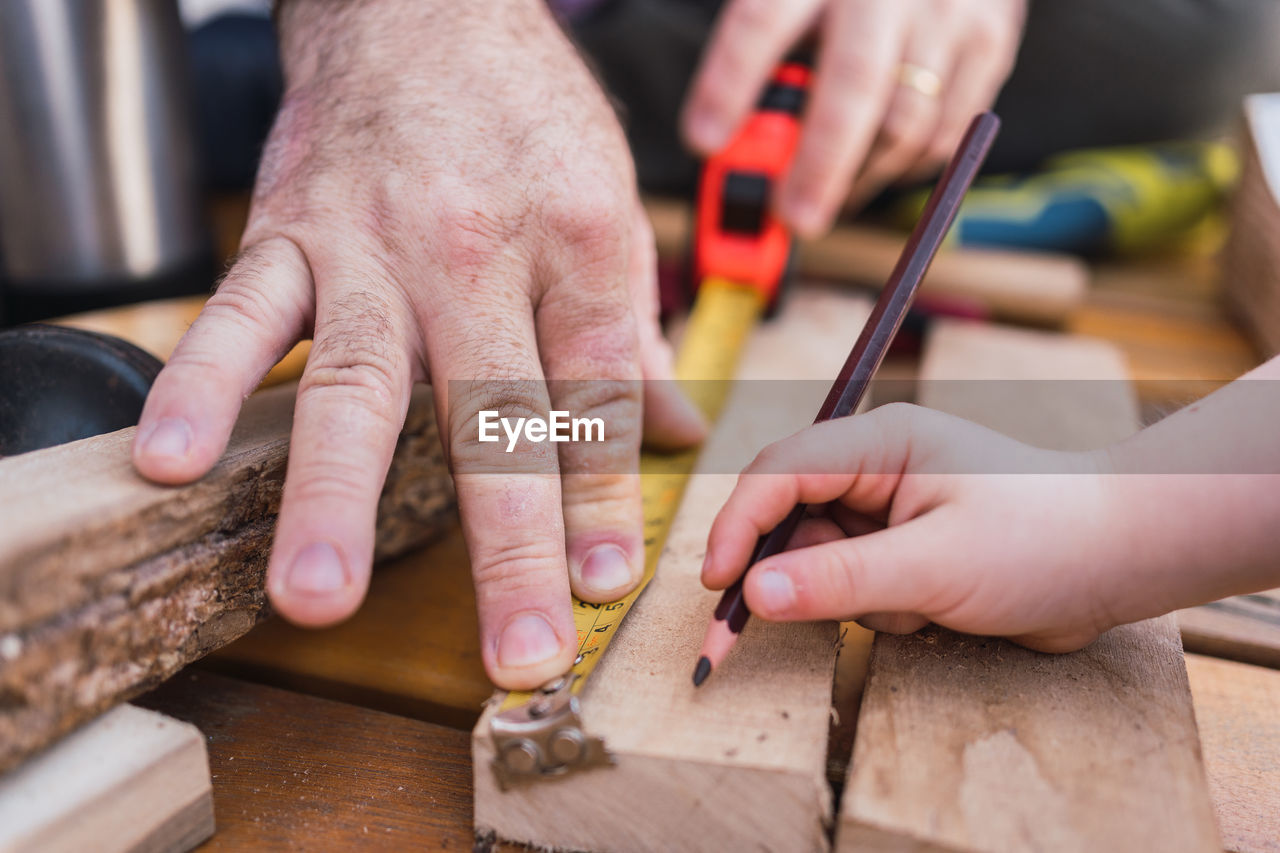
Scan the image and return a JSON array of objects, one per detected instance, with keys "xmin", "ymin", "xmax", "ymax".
[{"xmin": 680, "ymin": 0, "xmax": 1026, "ymax": 236}]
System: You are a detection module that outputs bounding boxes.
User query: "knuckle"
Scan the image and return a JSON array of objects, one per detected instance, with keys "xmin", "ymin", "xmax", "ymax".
[
  {"xmin": 470, "ymin": 540, "xmax": 563, "ymax": 592},
  {"xmin": 430, "ymin": 202, "xmax": 514, "ymax": 274},
  {"xmin": 284, "ymin": 458, "xmax": 380, "ymax": 505},
  {"xmin": 542, "ymin": 183, "xmax": 629, "ymax": 260}
]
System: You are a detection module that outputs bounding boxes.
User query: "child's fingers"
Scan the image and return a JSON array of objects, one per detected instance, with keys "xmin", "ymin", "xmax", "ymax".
[
  {"xmin": 742, "ymin": 521, "xmax": 939, "ymax": 621},
  {"xmin": 701, "ymin": 413, "xmax": 918, "ymax": 589}
]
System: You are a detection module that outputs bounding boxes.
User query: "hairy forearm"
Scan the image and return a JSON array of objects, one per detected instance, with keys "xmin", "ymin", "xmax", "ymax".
[
  {"xmin": 1096, "ymin": 355, "xmax": 1280, "ymax": 624},
  {"xmin": 274, "ymin": 0, "xmax": 557, "ymax": 87}
]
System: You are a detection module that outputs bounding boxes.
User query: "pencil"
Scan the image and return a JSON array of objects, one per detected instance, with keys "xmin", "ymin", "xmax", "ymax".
[{"xmin": 692, "ymin": 111, "xmax": 1001, "ymax": 687}]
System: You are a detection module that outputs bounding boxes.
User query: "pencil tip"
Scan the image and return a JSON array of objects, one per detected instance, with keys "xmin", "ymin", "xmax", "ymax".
[{"xmin": 692, "ymin": 656, "xmax": 712, "ymax": 687}]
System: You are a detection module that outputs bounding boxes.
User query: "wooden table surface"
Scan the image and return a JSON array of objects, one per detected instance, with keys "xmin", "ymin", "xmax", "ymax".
[{"xmin": 91, "ymin": 193, "xmax": 1277, "ymax": 850}]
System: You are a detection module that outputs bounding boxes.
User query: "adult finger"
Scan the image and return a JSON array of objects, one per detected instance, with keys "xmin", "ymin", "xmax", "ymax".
[
  {"xmin": 681, "ymin": 0, "xmax": 823, "ymax": 154},
  {"xmin": 133, "ymin": 237, "xmax": 313, "ymax": 483},
  {"xmin": 902, "ymin": 21, "xmax": 1020, "ymax": 182},
  {"xmin": 429, "ymin": 284, "xmax": 577, "ymax": 691},
  {"xmin": 266, "ymin": 265, "xmax": 415, "ymax": 630},
  {"xmin": 845, "ymin": 20, "xmax": 955, "ymax": 209},
  {"xmin": 536, "ymin": 203, "xmax": 648, "ymax": 606},
  {"xmin": 628, "ymin": 203, "xmax": 706, "ymax": 450},
  {"xmin": 778, "ymin": 0, "xmax": 907, "ymax": 237}
]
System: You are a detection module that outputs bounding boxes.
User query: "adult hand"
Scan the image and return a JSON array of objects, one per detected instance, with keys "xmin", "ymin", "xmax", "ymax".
[
  {"xmin": 681, "ymin": 0, "xmax": 1026, "ymax": 235},
  {"xmin": 132, "ymin": 0, "xmax": 703, "ymax": 690}
]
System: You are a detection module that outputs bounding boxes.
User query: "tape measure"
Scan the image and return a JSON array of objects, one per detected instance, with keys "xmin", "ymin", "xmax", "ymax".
[{"xmin": 489, "ymin": 56, "xmax": 811, "ymax": 788}]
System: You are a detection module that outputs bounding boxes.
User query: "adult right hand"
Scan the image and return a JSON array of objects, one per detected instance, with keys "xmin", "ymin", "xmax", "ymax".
[{"xmin": 132, "ymin": 0, "xmax": 703, "ymax": 690}]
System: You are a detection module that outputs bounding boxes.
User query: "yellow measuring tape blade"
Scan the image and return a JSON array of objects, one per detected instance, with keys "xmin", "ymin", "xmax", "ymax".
[{"xmin": 499, "ymin": 276, "xmax": 765, "ymax": 711}]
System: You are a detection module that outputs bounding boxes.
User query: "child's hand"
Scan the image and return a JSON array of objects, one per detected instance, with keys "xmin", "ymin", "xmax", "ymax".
[{"xmin": 701, "ymin": 403, "xmax": 1123, "ymax": 653}]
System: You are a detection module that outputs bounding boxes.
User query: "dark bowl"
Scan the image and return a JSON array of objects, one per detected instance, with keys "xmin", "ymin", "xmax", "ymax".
[{"xmin": 0, "ymin": 324, "xmax": 163, "ymax": 456}]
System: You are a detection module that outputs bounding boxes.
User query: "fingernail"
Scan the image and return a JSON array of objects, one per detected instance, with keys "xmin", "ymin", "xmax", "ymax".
[
  {"xmin": 285, "ymin": 542, "xmax": 349, "ymax": 594},
  {"xmin": 686, "ymin": 109, "xmax": 729, "ymax": 153},
  {"xmin": 700, "ymin": 549, "xmax": 713, "ymax": 580},
  {"xmin": 580, "ymin": 544, "xmax": 634, "ymax": 595},
  {"xmin": 755, "ymin": 570, "xmax": 796, "ymax": 614},
  {"xmin": 139, "ymin": 418, "xmax": 191, "ymax": 460},
  {"xmin": 497, "ymin": 612, "xmax": 562, "ymax": 669}
]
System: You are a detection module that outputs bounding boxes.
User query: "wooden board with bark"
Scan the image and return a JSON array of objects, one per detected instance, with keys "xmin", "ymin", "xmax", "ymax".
[{"xmin": 0, "ymin": 382, "xmax": 455, "ymax": 772}]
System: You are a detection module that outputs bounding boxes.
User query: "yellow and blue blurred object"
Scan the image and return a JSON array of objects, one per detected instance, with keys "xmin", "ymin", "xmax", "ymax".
[{"xmin": 890, "ymin": 141, "xmax": 1238, "ymax": 256}]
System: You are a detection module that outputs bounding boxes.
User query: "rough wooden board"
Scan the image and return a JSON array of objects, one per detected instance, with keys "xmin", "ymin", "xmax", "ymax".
[
  {"xmin": 646, "ymin": 196, "xmax": 1088, "ymax": 324},
  {"xmin": 837, "ymin": 320, "xmax": 1220, "ymax": 852},
  {"xmin": 0, "ymin": 383, "xmax": 456, "ymax": 773},
  {"xmin": 1186, "ymin": 653, "xmax": 1280, "ymax": 853},
  {"xmin": 135, "ymin": 670, "xmax": 486, "ymax": 851},
  {"xmin": 0, "ymin": 704, "xmax": 214, "ymax": 853},
  {"xmin": 473, "ymin": 285, "xmax": 873, "ymax": 853},
  {"xmin": 1179, "ymin": 589, "xmax": 1280, "ymax": 671},
  {"xmin": 207, "ymin": 523, "xmax": 491, "ymax": 730}
]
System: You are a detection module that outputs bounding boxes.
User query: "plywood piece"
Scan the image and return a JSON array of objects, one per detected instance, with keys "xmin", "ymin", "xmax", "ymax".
[
  {"xmin": 0, "ymin": 383, "xmax": 455, "ymax": 772},
  {"xmin": 837, "ymin": 320, "xmax": 1220, "ymax": 852},
  {"xmin": 1186, "ymin": 653, "xmax": 1280, "ymax": 853},
  {"xmin": 1223, "ymin": 93, "xmax": 1280, "ymax": 357},
  {"xmin": 0, "ymin": 704, "xmax": 214, "ymax": 853},
  {"xmin": 136, "ymin": 670, "xmax": 490, "ymax": 851},
  {"xmin": 1180, "ymin": 589, "xmax": 1280, "ymax": 671},
  {"xmin": 473, "ymin": 285, "xmax": 873, "ymax": 852},
  {"xmin": 646, "ymin": 196, "xmax": 1088, "ymax": 324}
]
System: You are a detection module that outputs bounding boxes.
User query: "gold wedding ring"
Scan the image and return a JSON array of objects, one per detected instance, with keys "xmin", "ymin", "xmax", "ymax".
[{"xmin": 897, "ymin": 63, "xmax": 942, "ymax": 98}]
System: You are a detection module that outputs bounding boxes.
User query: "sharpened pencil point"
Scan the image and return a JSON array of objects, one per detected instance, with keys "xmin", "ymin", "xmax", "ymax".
[{"xmin": 693, "ymin": 656, "xmax": 712, "ymax": 687}]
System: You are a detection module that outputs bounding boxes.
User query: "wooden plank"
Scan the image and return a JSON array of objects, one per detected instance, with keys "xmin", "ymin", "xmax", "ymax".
[
  {"xmin": 0, "ymin": 383, "xmax": 456, "ymax": 773},
  {"xmin": 0, "ymin": 704, "xmax": 214, "ymax": 853},
  {"xmin": 646, "ymin": 196, "xmax": 1088, "ymax": 325},
  {"xmin": 837, "ymin": 320, "xmax": 1220, "ymax": 852},
  {"xmin": 207, "ymin": 524, "xmax": 492, "ymax": 730},
  {"xmin": 135, "ymin": 670, "xmax": 485, "ymax": 851},
  {"xmin": 1179, "ymin": 589, "xmax": 1280, "ymax": 670},
  {"xmin": 1186, "ymin": 653, "xmax": 1280, "ymax": 853},
  {"xmin": 1222, "ymin": 93, "xmax": 1280, "ymax": 357},
  {"xmin": 473, "ymin": 285, "xmax": 872, "ymax": 852}
]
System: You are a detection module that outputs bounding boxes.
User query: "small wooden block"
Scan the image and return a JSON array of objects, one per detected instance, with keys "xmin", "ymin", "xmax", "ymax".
[
  {"xmin": 837, "ymin": 320, "xmax": 1220, "ymax": 852},
  {"xmin": 473, "ymin": 285, "xmax": 872, "ymax": 852},
  {"xmin": 1186, "ymin": 653, "xmax": 1280, "ymax": 853},
  {"xmin": 136, "ymin": 670, "xmax": 480, "ymax": 851},
  {"xmin": 0, "ymin": 704, "xmax": 213, "ymax": 853},
  {"xmin": 1179, "ymin": 590, "xmax": 1280, "ymax": 670}
]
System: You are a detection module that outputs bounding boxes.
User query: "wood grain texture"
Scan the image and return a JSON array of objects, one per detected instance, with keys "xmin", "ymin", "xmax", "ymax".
[
  {"xmin": 0, "ymin": 704, "xmax": 214, "ymax": 853},
  {"xmin": 135, "ymin": 670, "xmax": 483, "ymax": 851},
  {"xmin": 837, "ymin": 320, "xmax": 1220, "ymax": 852},
  {"xmin": 646, "ymin": 197, "xmax": 1088, "ymax": 324},
  {"xmin": 0, "ymin": 383, "xmax": 455, "ymax": 772},
  {"xmin": 1179, "ymin": 589, "xmax": 1280, "ymax": 670},
  {"xmin": 1186, "ymin": 653, "xmax": 1280, "ymax": 853},
  {"xmin": 473, "ymin": 285, "xmax": 872, "ymax": 853}
]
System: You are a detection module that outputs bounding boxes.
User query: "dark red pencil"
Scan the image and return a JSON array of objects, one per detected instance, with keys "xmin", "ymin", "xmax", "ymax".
[{"xmin": 692, "ymin": 112, "xmax": 1002, "ymax": 687}]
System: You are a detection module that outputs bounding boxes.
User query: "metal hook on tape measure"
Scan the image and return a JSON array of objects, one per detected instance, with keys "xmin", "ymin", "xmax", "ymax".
[{"xmin": 490, "ymin": 667, "xmax": 612, "ymax": 789}]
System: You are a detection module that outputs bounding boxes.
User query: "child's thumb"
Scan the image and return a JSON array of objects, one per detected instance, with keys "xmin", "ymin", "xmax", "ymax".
[{"xmin": 742, "ymin": 521, "xmax": 939, "ymax": 622}]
